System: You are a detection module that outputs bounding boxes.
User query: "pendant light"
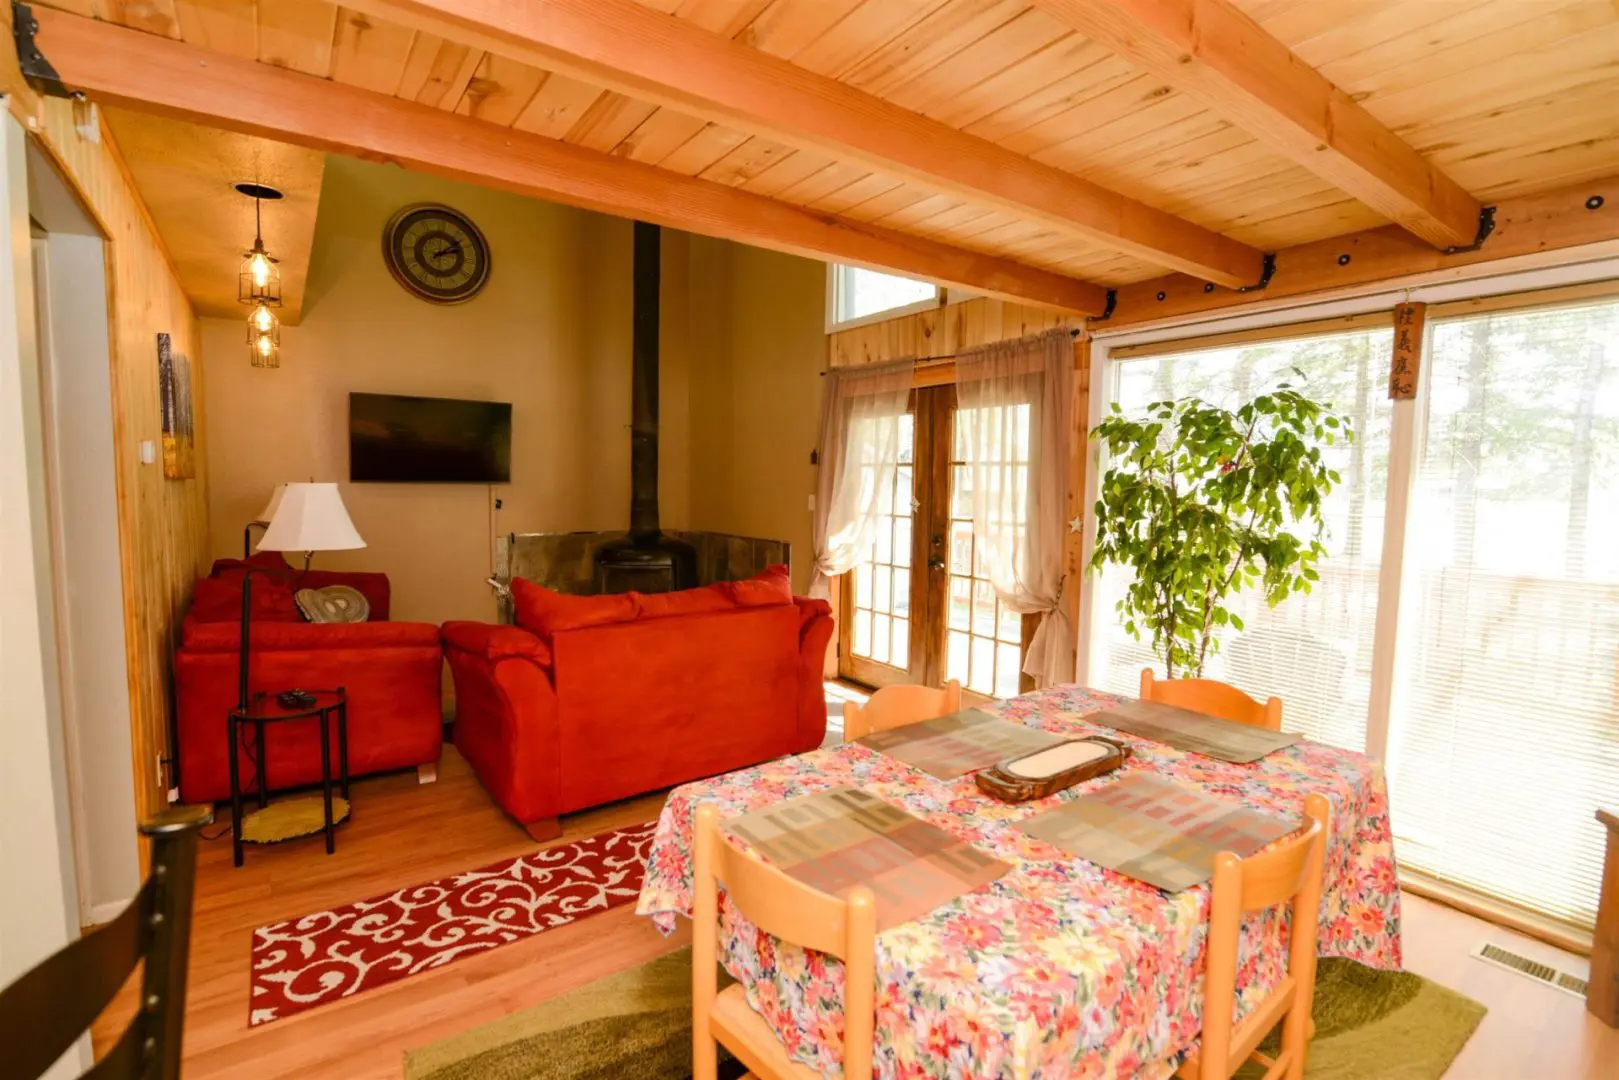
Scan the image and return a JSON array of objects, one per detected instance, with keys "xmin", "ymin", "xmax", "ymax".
[{"xmin": 236, "ymin": 182, "xmax": 284, "ymax": 367}]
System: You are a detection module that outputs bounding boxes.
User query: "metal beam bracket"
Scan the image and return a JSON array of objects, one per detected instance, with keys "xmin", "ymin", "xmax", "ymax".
[
  {"xmin": 1091, "ymin": 289, "xmax": 1118, "ymax": 322},
  {"xmin": 1443, "ymin": 205, "xmax": 1497, "ymax": 255},
  {"xmin": 1236, "ymin": 253, "xmax": 1278, "ymax": 293},
  {"xmin": 11, "ymin": 3, "xmax": 76, "ymax": 99}
]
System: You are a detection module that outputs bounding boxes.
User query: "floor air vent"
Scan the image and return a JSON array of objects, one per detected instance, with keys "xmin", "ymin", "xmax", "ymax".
[{"xmin": 1470, "ymin": 942, "xmax": 1589, "ymax": 998}]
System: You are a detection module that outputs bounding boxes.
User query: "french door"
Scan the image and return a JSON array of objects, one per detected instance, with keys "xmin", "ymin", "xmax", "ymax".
[{"xmin": 839, "ymin": 386, "xmax": 1031, "ymax": 699}]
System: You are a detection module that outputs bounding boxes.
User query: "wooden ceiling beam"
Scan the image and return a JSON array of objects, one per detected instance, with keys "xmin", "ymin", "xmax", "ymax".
[
  {"xmin": 336, "ymin": 0, "xmax": 1267, "ymax": 287},
  {"xmin": 31, "ymin": 9, "xmax": 1109, "ymax": 315},
  {"xmin": 1031, "ymin": 0, "xmax": 1484, "ymax": 250},
  {"xmin": 1098, "ymin": 175, "xmax": 1618, "ymax": 329}
]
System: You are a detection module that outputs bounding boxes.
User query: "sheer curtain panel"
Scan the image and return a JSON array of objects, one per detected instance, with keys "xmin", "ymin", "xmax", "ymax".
[
  {"xmin": 955, "ymin": 330, "xmax": 1075, "ymax": 687},
  {"xmin": 810, "ymin": 361, "xmax": 916, "ymax": 598}
]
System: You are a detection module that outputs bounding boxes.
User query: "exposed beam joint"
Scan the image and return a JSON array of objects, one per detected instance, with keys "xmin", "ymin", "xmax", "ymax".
[
  {"xmin": 1032, "ymin": 0, "xmax": 1483, "ymax": 250},
  {"xmin": 31, "ymin": 9, "xmax": 1108, "ymax": 315},
  {"xmin": 341, "ymin": 0, "xmax": 1266, "ymax": 287},
  {"xmin": 1098, "ymin": 176, "xmax": 1619, "ymax": 329}
]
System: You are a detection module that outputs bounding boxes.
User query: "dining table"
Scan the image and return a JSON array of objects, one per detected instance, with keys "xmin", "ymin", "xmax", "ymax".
[{"xmin": 635, "ymin": 684, "xmax": 1404, "ymax": 1079}]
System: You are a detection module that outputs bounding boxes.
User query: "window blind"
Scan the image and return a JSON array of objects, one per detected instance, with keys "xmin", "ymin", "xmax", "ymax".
[
  {"xmin": 1092, "ymin": 328, "xmax": 1394, "ymax": 752},
  {"xmin": 1387, "ymin": 299, "xmax": 1619, "ymax": 927}
]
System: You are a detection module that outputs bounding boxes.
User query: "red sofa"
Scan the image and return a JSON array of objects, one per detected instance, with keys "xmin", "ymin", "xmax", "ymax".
[
  {"xmin": 174, "ymin": 554, "xmax": 443, "ymax": 804},
  {"xmin": 443, "ymin": 567, "xmax": 833, "ymax": 838}
]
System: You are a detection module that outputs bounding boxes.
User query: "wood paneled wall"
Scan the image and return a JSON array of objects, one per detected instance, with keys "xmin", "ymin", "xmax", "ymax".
[
  {"xmin": 827, "ymin": 297, "xmax": 1083, "ymax": 369},
  {"xmin": 33, "ymin": 99, "xmax": 208, "ymax": 823}
]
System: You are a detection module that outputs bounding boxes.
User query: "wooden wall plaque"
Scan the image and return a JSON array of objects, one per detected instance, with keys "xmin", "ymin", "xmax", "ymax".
[{"xmin": 1389, "ymin": 301, "xmax": 1427, "ymax": 399}]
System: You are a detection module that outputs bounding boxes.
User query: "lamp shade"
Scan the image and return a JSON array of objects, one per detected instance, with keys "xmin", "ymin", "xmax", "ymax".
[
  {"xmin": 257, "ymin": 483, "xmax": 365, "ymax": 552},
  {"xmin": 255, "ymin": 483, "xmax": 287, "ymax": 525}
]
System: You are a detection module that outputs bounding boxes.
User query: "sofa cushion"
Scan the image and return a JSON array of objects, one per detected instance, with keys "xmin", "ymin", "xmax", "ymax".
[
  {"xmin": 512, "ymin": 578, "xmax": 638, "ymax": 637},
  {"xmin": 189, "ymin": 575, "xmax": 302, "ymax": 623},
  {"xmin": 635, "ymin": 582, "xmax": 735, "ymax": 620},
  {"xmin": 182, "ymin": 617, "xmax": 441, "ymax": 652},
  {"xmin": 211, "ymin": 551, "xmax": 294, "ymax": 578},
  {"xmin": 729, "ymin": 564, "xmax": 792, "ymax": 607}
]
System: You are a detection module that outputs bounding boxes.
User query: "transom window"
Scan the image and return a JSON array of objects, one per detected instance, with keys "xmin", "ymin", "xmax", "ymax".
[{"xmin": 828, "ymin": 265, "xmax": 938, "ymax": 329}]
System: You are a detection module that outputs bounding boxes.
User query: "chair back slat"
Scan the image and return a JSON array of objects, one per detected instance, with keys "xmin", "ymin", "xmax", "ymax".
[
  {"xmin": 692, "ymin": 804, "xmax": 876, "ymax": 1080},
  {"xmin": 1139, "ymin": 669, "xmax": 1283, "ymax": 731},
  {"xmin": 843, "ymin": 680, "xmax": 962, "ymax": 740},
  {"xmin": 1237, "ymin": 816, "xmax": 1324, "ymax": 912},
  {"xmin": 0, "ymin": 806, "xmax": 209, "ymax": 1080},
  {"xmin": 0, "ymin": 879, "xmax": 152, "ymax": 1080},
  {"xmin": 1186, "ymin": 792, "xmax": 1330, "ymax": 1080},
  {"xmin": 705, "ymin": 815, "xmax": 853, "ymax": 958}
]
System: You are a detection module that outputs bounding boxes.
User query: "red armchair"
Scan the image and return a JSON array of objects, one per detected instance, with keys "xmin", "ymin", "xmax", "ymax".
[
  {"xmin": 443, "ymin": 570, "xmax": 833, "ymax": 839},
  {"xmin": 174, "ymin": 557, "xmax": 443, "ymax": 804}
]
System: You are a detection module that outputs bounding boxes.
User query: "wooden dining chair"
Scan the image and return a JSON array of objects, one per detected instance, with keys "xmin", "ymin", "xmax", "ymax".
[
  {"xmin": 1140, "ymin": 668, "xmax": 1284, "ymax": 731},
  {"xmin": 1176, "ymin": 792, "xmax": 1330, "ymax": 1080},
  {"xmin": 0, "ymin": 805, "xmax": 212, "ymax": 1080},
  {"xmin": 842, "ymin": 679, "xmax": 962, "ymax": 741},
  {"xmin": 692, "ymin": 803, "xmax": 876, "ymax": 1080}
]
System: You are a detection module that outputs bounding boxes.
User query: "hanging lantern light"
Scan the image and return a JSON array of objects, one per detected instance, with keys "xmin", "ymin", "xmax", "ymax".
[
  {"xmin": 247, "ymin": 301, "xmax": 280, "ymax": 368},
  {"xmin": 237, "ymin": 193, "xmax": 282, "ymax": 307},
  {"xmin": 236, "ymin": 182, "xmax": 285, "ymax": 365}
]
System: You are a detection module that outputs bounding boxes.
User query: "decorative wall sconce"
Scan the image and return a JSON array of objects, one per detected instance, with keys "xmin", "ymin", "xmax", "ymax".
[{"xmin": 236, "ymin": 181, "xmax": 284, "ymax": 367}]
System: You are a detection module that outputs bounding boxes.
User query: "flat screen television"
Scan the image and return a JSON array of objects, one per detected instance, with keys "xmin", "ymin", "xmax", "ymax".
[{"xmin": 349, "ymin": 392, "xmax": 512, "ymax": 483}]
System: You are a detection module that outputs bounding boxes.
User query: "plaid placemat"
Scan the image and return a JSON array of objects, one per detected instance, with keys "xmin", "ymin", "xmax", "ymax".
[
  {"xmin": 1092, "ymin": 699, "xmax": 1300, "ymax": 763},
  {"xmin": 855, "ymin": 707, "xmax": 1068, "ymax": 778},
  {"xmin": 722, "ymin": 787, "xmax": 1009, "ymax": 930},
  {"xmin": 1020, "ymin": 773, "xmax": 1300, "ymax": 892}
]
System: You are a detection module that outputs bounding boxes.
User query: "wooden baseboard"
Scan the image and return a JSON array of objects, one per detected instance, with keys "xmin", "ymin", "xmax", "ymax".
[{"xmin": 1400, "ymin": 870, "xmax": 1593, "ymax": 957}]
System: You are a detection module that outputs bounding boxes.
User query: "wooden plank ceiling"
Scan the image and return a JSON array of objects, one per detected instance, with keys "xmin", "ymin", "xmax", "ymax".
[
  {"xmin": 32, "ymin": 0, "xmax": 1619, "ymax": 311},
  {"xmin": 100, "ymin": 107, "xmax": 324, "ymax": 323}
]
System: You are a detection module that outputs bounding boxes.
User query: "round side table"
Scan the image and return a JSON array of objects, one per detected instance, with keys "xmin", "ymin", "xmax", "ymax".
[{"xmin": 227, "ymin": 688, "xmax": 349, "ymax": 867}]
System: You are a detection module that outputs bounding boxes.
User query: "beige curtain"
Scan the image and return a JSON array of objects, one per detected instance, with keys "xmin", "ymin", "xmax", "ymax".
[
  {"xmin": 955, "ymin": 330, "xmax": 1075, "ymax": 688},
  {"xmin": 809, "ymin": 360, "xmax": 916, "ymax": 598}
]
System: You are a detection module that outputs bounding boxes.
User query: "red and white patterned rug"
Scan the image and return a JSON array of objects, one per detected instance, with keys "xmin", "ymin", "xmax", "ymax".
[{"xmin": 249, "ymin": 821, "xmax": 655, "ymax": 1025}]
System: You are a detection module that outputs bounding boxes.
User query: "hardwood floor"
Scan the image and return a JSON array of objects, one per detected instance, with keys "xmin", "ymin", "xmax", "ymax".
[{"xmin": 94, "ymin": 744, "xmax": 1616, "ymax": 1079}]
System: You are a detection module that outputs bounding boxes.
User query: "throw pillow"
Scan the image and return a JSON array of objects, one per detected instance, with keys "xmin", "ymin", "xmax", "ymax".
[
  {"xmin": 728, "ymin": 564, "xmax": 792, "ymax": 607},
  {"xmin": 511, "ymin": 578, "xmax": 639, "ymax": 636},
  {"xmin": 295, "ymin": 585, "xmax": 371, "ymax": 624},
  {"xmin": 189, "ymin": 575, "xmax": 302, "ymax": 623}
]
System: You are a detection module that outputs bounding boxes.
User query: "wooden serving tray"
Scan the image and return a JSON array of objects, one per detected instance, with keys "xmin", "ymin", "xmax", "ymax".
[{"xmin": 975, "ymin": 737, "xmax": 1131, "ymax": 803}]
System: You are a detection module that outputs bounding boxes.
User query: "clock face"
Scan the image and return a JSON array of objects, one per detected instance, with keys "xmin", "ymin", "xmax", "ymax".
[{"xmin": 382, "ymin": 204, "xmax": 491, "ymax": 304}]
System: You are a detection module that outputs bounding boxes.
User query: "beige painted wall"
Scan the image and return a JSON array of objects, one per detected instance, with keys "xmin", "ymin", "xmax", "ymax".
[
  {"xmin": 205, "ymin": 156, "xmax": 826, "ymax": 625},
  {"xmin": 686, "ymin": 238, "xmax": 826, "ymax": 595},
  {"xmin": 204, "ymin": 156, "xmax": 636, "ymax": 625}
]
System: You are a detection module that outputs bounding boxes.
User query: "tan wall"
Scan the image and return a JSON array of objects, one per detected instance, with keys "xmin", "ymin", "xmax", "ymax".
[
  {"xmin": 205, "ymin": 155, "xmax": 827, "ymax": 625},
  {"xmin": 686, "ymin": 239, "xmax": 827, "ymax": 595},
  {"xmin": 33, "ymin": 101, "xmax": 208, "ymax": 823},
  {"xmin": 203, "ymin": 156, "xmax": 639, "ymax": 625}
]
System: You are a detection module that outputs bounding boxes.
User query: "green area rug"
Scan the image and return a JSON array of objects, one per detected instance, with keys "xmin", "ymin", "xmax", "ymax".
[{"xmin": 404, "ymin": 949, "xmax": 1483, "ymax": 1080}]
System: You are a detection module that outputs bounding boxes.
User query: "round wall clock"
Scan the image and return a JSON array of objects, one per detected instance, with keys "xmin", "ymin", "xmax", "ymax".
[{"xmin": 382, "ymin": 204, "xmax": 491, "ymax": 304}]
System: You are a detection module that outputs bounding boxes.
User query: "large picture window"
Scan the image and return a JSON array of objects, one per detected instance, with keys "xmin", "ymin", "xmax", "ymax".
[
  {"xmin": 1388, "ymin": 300, "xmax": 1619, "ymax": 927},
  {"xmin": 1086, "ymin": 288, "xmax": 1619, "ymax": 932},
  {"xmin": 1089, "ymin": 325, "xmax": 1394, "ymax": 753}
]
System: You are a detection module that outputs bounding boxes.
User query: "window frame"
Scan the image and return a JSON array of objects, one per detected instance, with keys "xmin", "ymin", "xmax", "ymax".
[{"xmin": 825, "ymin": 264, "xmax": 941, "ymax": 332}]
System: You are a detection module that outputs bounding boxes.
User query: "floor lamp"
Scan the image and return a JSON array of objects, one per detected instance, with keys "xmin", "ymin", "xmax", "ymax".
[{"xmin": 240, "ymin": 483, "xmax": 366, "ymax": 708}]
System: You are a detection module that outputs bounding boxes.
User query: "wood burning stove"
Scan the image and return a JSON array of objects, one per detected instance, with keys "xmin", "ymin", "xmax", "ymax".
[{"xmin": 594, "ymin": 222, "xmax": 697, "ymax": 595}]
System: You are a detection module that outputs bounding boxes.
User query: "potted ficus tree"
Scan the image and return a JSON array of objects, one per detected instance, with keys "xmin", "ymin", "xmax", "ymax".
[{"xmin": 1089, "ymin": 383, "xmax": 1352, "ymax": 679}]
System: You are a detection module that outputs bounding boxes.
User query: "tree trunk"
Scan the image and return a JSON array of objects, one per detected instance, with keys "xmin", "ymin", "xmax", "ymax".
[
  {"xmin": 1564, "ymin": 339, "xmax": 1606, "ymax": 577},
  {"xmin": 1344, "ymin": 336, "xmax": 1371, "ymax": 561},
  {"xmin": 1452, "ymin": 320, "xmax": 1491, "ymax": 566}
]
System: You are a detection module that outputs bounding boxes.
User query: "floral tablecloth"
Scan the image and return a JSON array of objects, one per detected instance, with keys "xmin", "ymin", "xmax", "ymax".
[{"xmin": 636, "ymin": 685, "xmax": 1402, "ymax": 1078}]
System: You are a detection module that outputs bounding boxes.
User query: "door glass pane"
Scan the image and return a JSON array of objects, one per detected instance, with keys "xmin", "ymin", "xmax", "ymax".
[
  {"xmin": 850, "ymin": 412, "xmax": 916, "ymax": 671},
  {"xmin": 950, "ymin": 404, "xmax": 1033, "ymax": 700},
  {"xmin": 1090, "ymin": 327, "xmax": 1394, "ymax": 752},
  {"xmin": 1388, "ymin": 299, "xmax": 1619, "ymax": 928}
]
